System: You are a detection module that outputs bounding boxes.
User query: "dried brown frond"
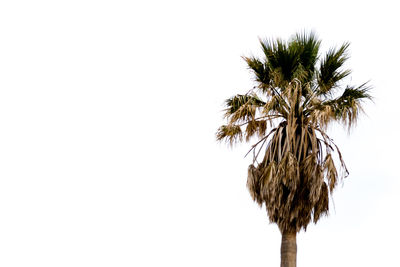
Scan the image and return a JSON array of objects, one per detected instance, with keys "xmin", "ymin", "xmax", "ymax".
[
  {"xmin": 216, "ymin": 124, "xmax": 243, "ymax": 145},
  {"xmin": 246, "ymin": 108, "xmax": 348, "ymax": 232}
]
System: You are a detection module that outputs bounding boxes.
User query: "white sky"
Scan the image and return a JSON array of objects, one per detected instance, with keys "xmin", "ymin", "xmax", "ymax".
[{"xmin": 0, "ymin": 0, "xmax": 399, "ymax": 266}]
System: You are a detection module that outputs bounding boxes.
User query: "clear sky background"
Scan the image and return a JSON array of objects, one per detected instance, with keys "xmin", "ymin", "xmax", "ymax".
[{"xmin": 0, "ymin": 0, "xmax": 399, "ymax": 266}]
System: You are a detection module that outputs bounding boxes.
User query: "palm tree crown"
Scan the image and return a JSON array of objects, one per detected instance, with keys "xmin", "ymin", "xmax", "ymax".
[{"xmin": 217, "ymin": 32, "xmax": 371, "ymax": 234}]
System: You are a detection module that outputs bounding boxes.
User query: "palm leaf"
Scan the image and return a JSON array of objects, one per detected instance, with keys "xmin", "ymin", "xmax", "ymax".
[
  {"xmin": 216, "ymin": 124, "xmax": 243, "ymax": 145},
  {"xmin": 224, "ymin": 94, "xmax": 265, "ymax": 122},
  {"xmin": 317, "ymin": 42, "xmax": 351, "ymax": 95}
]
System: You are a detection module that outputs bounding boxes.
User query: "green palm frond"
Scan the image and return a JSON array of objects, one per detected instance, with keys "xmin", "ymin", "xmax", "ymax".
[
  {"xmin": 317, "ymin": 42, "xmax": 351, "ymax": 95},
  {"xmin": 293, "ymin": 31, "xmax": 321, "ymax": 83},
  {"xmin": 243, "ymin": 56, "xmax": 270, "ymax": 87},
  {"xmin": 258, "ymin": 32, "xmax": 321, "ymax": 90},
  {"xmin": 294, "ymin": 32, "xmax": 320, "ymax": 69},
  {"xmin": 309, "ymin": 82, "xmax": 371, "ymax": 129},
  {"xmin": 260, "ymin": 38, "xmax": 300, "ymax": 87},
  {"xmin": 330, "ymin": 83, "xmax": 371, "ymax": 128}
]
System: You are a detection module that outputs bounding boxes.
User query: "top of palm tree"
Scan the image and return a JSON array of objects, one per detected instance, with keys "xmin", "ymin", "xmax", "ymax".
[{"xmin": 217, "ymin": 31, "xmax": 371, "ymax": 233}]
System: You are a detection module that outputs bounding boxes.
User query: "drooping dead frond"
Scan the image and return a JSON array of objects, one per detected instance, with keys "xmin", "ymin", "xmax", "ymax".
[
  {"xmin": 247, "ymin": 164, "xmax": 263, "ymax": 206},
  {"xmin": 245, "ymin": 120, "xmax": 268, "ymax": 141},
  {"xmin": 312, "ymin": 182, "xmax": 329, "ymax": 223},
  {"xmin": 323, "ymin": 154, "xmax": 338, "ymax": 192},
  {"xmin": 245, "ymin": 105, "xmax": 350, "ymax": 232}
]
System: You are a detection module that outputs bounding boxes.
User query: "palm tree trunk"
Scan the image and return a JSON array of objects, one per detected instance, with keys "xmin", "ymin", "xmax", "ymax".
[{"xmin": 280, "ymin": 231, "xmax": 297, "ymax": 267}]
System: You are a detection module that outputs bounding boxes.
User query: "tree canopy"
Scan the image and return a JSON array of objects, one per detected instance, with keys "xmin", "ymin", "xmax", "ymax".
[{"xmin": 217, "ymin": 32, "xmax": 371, "ymax": 233}]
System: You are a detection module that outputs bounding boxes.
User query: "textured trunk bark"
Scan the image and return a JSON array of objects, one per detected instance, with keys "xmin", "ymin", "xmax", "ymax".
[{"xmin": 280, "ymin": 231, "xmax": 297, "ymax": 267}]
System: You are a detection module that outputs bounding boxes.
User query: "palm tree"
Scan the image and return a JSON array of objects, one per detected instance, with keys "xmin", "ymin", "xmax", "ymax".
[{"xmin": 216, "ymin": 32, "xmax": 371, "ymax": 267}]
